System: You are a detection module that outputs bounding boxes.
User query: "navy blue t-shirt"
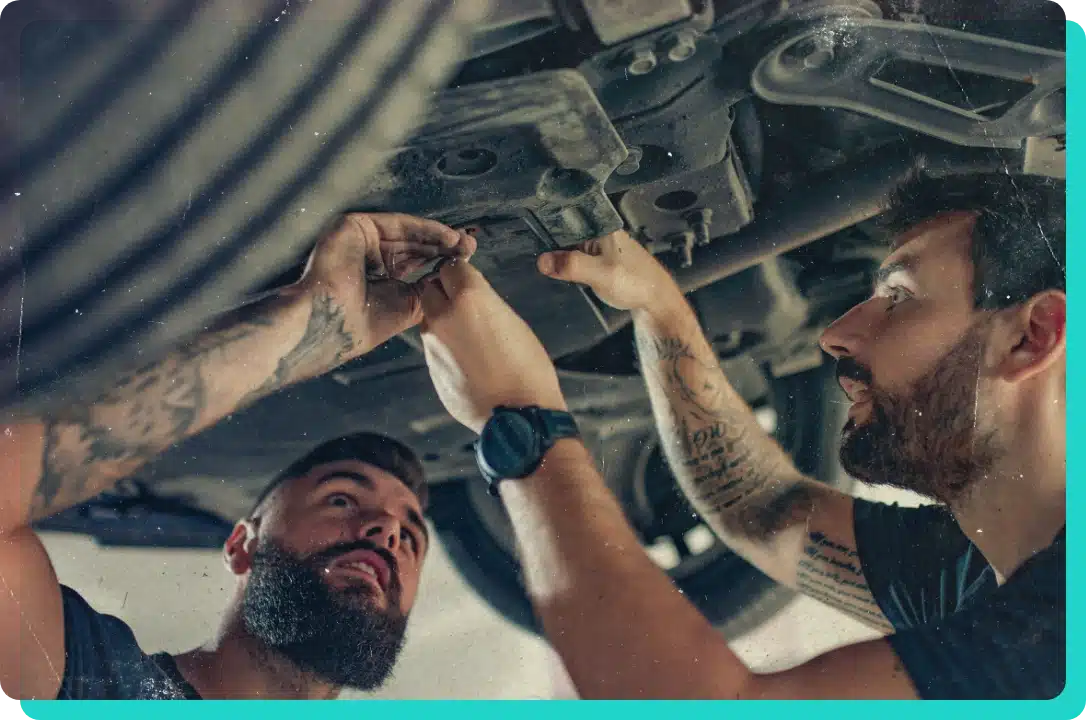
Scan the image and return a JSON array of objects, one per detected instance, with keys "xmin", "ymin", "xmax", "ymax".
[
  {"xmin": 56, "ymin": 585, "xmax": 201, "ymax": 699},
  {"xmin": 853, "ymin": 499, "xmax": 1065, "ymax": 700}
]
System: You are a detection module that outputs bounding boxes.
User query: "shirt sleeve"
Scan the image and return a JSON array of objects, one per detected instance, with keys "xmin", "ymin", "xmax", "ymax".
[
  {"xmin": 55, "ymin": 586, "xmax": 186, "ymax": 699},
  {"xmin": 852, "ymin": 498, "xmax": 996, "ymax": 631},
  {"xmin": 885, "ymin": 533, "xmax": 1065, "ymax": 700}
]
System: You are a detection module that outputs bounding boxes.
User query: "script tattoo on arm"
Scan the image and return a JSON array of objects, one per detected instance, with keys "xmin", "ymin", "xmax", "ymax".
[
  {"xmin": 796, "ymin": 532, "xmax": 895, "ymax": 632},
  {"xmin": 639, "ymin": 332, "xmax": 802, "ymax": 527},
  {"xmin": 636, "ymin": 314, "xmax": 894, "ymax": 633},
  {"xmin": 31, "ymin": 290, "xmax": 353, "ymax": 521}
]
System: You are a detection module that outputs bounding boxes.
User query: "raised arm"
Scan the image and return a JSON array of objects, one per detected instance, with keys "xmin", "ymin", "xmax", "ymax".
[
  {"xmin": 538, "ymin": 231, "xmax": 893, "ymax": 634},
  {"xmin": 417, "ymin": 258, "xmax": 916, "ymax": 699},
  {"xmin": 0, "ymin": 212, "xmax": 473, "ymax": 699}
]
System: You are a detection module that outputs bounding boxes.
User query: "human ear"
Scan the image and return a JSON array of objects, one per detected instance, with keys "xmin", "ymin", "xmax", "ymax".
[
  {"xmin": 994, "ymin": 291, "xmax": 1066, "ymax": 383},
  {"xmin": 223, "ymin": 519, "xmax": 259, "ymax": 575}
]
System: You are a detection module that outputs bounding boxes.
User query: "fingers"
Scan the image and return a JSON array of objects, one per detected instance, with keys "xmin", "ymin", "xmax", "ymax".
[
  {"xmin": 386, "ymin": 254, "xmax": 432, "ymax": 279},
  {"xmin": 418, "ymin": 258, "xmax": 500, "ymax": 323},
  {"xmin": 437, "ymin": 257, "xmax": 489, "ymax": 298},
  {"xmin": 364, "ymin": 236, "xmax": 389, "ymax": 278},
  {"xmin": 350, "ymin": 213, "xmax": 476, "ymax": 258},
  {"xmin": 537, "ymin": 248, "xmax": 605, "ymax": 284}
]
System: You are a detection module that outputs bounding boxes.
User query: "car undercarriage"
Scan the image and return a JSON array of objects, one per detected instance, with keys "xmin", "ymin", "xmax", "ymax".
[{"xmin": 1, "ymin": 0, "xmax": 1066, "ymax": 636}]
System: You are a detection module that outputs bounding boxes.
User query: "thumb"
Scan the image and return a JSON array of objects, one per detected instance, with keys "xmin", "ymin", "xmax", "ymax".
[
  {"xmin": 537, "ymin": 250, "xmax": 604, "ymax": 284},
  {"xmin": 418, "ymin": 273, "xmax": 449, "ymax": 320},
  {"xmin": 437, "ymin": 257, "xmax": 490, "ymax": 298}
]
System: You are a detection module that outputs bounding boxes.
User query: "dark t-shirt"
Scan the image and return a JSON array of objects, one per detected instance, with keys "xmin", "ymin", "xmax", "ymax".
[
  {"xmin": 853, "ymin": 498, "xmax": 1065, "ymax": 700},
  {"xmin": 56, "ymin": 585, "xmax": 201, "ymax": 699}
]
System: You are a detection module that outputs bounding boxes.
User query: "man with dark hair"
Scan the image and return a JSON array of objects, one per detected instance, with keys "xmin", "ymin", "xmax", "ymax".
[
  {"xmin": 0, "ymin": 212, "xmax": 474, "ymax": 699},
  {"xmin": 418, "ymin": 169, "xmax": 1065, "ymax": 699}
]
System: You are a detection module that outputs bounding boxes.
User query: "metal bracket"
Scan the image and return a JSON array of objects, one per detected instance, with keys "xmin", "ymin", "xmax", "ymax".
[{"xmin": 751, "ymin": 18, "xmax": 1065, "ymax": 148}]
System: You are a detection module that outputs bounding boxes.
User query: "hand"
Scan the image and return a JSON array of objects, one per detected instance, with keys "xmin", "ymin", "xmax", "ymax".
[
  {"xmin": 297, "ymin": 212, "xmax": 476, "ymax": 358},
  {"xmin": 419, "ymin": 259, "xmax": 567, "ymax": 434},
  {"xmin": 537, "ymin": 230, "xmax": 683, "ymax": 314}
]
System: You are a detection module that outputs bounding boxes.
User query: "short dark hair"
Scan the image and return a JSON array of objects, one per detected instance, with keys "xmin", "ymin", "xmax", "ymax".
[
  {"xmin": 250, "ymin": 432, "xmax": 428, "ymax": 517},
  {"xmin": 880, "ymin": 170, "xmax": 1065, "ymax": 310}
]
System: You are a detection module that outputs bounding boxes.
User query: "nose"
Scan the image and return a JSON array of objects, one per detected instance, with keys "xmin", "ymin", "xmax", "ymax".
[
  {"xmin": 819, "ymin": 301, "xmax": 871, "ymax": 360},
  {"xmin": 359, "ymin": 514, "xmax": 402, "ymax": 552}
]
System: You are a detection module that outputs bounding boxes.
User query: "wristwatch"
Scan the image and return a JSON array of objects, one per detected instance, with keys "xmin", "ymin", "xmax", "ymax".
[{"xmin": 474, "ymin": 406, "xmax": 581, "ymax": 495}]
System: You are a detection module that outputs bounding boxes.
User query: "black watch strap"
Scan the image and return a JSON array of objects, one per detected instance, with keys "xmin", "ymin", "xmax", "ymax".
[{"xmin": 535, "ymin": 406, "xmax": 580, "ymax": 444}]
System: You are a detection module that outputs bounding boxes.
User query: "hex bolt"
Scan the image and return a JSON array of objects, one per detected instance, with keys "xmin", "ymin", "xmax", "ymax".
[
  {"xmin": 626, "ymin": 48, "xmax": 658, "ymax": 76},
  {"xmin": 670, "ymin": 230, "xmax": 696, "ymax": 268},
  {"xmin": 684, "ymin": 208, "xmax": 714, "ymax": 246},
  {"xmin": 616, "ymin": 146, "xmax": 643, "ymax": 176},
  {"xmin": 666, "ymin": 31, "xmax": 697, "ymax": 62}
]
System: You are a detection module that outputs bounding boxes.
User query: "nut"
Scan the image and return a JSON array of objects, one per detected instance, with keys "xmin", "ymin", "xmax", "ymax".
[
  {"xmin": 666, "ymin": 31, "xmax": 697, "ymax": 62},
  {"xmin": 626, "ymin": 48, "xmax": 658, "ymax": 76}
]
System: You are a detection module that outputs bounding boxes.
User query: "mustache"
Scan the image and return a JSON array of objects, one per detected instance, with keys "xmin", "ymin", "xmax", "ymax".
[
  {"xmin": 835, "ymin": 356, "xmax": 874, "ymax": 388},
  {"xmin": 308, "ymin": 539, "xmax": 400, "ymax": 590}
]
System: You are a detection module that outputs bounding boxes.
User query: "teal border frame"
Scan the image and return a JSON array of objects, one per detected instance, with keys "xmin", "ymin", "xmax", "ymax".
[{"xmin": 14, "ymin": 18, "xmax": 1085, "ymax": 720}]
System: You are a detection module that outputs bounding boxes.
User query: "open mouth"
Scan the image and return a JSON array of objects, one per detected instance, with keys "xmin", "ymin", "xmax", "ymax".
[{"xmin": 327, "ymin": 550, "xmax": 392, "ymax": 594}]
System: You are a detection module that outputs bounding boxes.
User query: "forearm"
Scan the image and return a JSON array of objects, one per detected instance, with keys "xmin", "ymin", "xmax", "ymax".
[
  {"xmin": 499, "ymin": 439, "xmax": 753, "ymax": 699},
  {"xmin": 22, "ymin": 284, "xmax": 354, "ymax": 523},
  {"xmin": 631, "ymin": 297, "xmax": 894, "ymax": 632},
  {"xmin": 632, "ymin": 297, "xmax": 810, "ymax": 536}
]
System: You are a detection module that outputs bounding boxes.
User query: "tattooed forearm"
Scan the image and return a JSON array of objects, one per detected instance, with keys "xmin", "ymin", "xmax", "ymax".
[
  {"xmin": 638, "ymin": 327, "xmax": 801, "ymax": 534},
  {"xmin": 634, "ymin": 307, "xmax": 894, "ymax": 633},
  {"xmin": 239, "ymin": 292, "xmax": 354, "ymax": 407},
  {"xmin": 34, "ymin": 353, "xmax": 210, "ymax": 517},
  {"xmin": 31, "ymin": 288, "xmax": 343, "ymax": 520}
]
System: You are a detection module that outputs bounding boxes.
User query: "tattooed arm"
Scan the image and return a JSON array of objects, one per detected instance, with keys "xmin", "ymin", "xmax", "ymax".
[
  {"xmin": 538, "ymin": 231, "xmax": 893, "ymax": 634},
  {"xmin": 20, "ymin": 287, "xmax": 350, "ymax": 523},
  {"xmin": 0, "ymin": 212, "xmax": 473, "ymax": 699},
  {"xmin": 634, "ymin": 302, "xmax": 893, "ymax": 633}
]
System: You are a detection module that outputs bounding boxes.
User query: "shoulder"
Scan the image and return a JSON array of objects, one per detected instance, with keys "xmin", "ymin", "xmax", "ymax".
[
  {"xmin": 852, "ymin": 498, "xmax": 996, "ymax": 629},
  {"xmin": 57, "ymin": 585, "xmax": 190, "ymax": 699},
  {"xmin": 886, "ymin": 531, "xmax": 1065, "ymax": 699}
]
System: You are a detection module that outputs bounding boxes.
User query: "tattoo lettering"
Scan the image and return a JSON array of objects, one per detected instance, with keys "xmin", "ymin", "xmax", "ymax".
[
  {"xmin": 646, "ymin": 334, "xmax": 791, "ymax": 527},
  {"xmin": 641, "ymin": 325, "xmax": 895, "ymax": 633},
  {"xmin": 796, "ymin": 531, "xmax": 894, "ymax": 632}
]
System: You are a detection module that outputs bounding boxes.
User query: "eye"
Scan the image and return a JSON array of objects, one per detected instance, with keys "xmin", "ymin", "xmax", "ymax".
[
  {"xmin": 880, "ymin": 285, "xmax": 913, "ymax": 308},
  {"xmin": 400, "ymin": 528, "xmax": 418, "ymax": 552},
  {"xmin": 326, "ymin": 493, "xmax": 358, "ymax": 509}
]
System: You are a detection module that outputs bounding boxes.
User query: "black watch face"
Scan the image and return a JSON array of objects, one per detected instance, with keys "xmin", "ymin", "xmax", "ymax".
[{"xmin": 479, "ymin": 410, "xmax": 540, "ymax": 479}]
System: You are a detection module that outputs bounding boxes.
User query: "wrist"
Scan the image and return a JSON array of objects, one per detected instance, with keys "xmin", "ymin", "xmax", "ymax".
[
  {"xmin": 534, "ymin": 436, "xmax": 591, "ymax": 473},
  {"xmin": 283, "ymin": 282, "xmax": 365, "ymax": 368},
  {"xmin": 497, "ymin": 437, "xmax": 590, "ymax": 495},
  {"xmin": 630, "ymin": 287, "xmax": 690, "ymax": 326}
]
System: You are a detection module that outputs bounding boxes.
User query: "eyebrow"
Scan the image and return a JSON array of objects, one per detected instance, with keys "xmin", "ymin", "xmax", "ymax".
[
  {"xmin": 314, "ymin": 470, "xmax": 430, "ymax": 546},
  {"xmin": 873, "ymin": 258, "xmax": 917, "ymax": 290}
]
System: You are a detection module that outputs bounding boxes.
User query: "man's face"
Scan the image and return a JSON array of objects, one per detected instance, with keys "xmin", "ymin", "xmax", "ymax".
[
  {"xmin": 237, "ymin": 460, "xmax": 429, "ymax": 690},
  {"xmin": 818, "ymin": 212, "xmax": 999, "ymax": 502}
]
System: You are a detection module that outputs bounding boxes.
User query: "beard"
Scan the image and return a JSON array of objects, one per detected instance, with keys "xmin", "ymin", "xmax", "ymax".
[
  {"xmin": 241, "ymin": 538, "xmax": 408, "ymax": 691},
  {"xmin": 837, "ymin": 324, "xmax": 1000, "ymax": 504}
]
